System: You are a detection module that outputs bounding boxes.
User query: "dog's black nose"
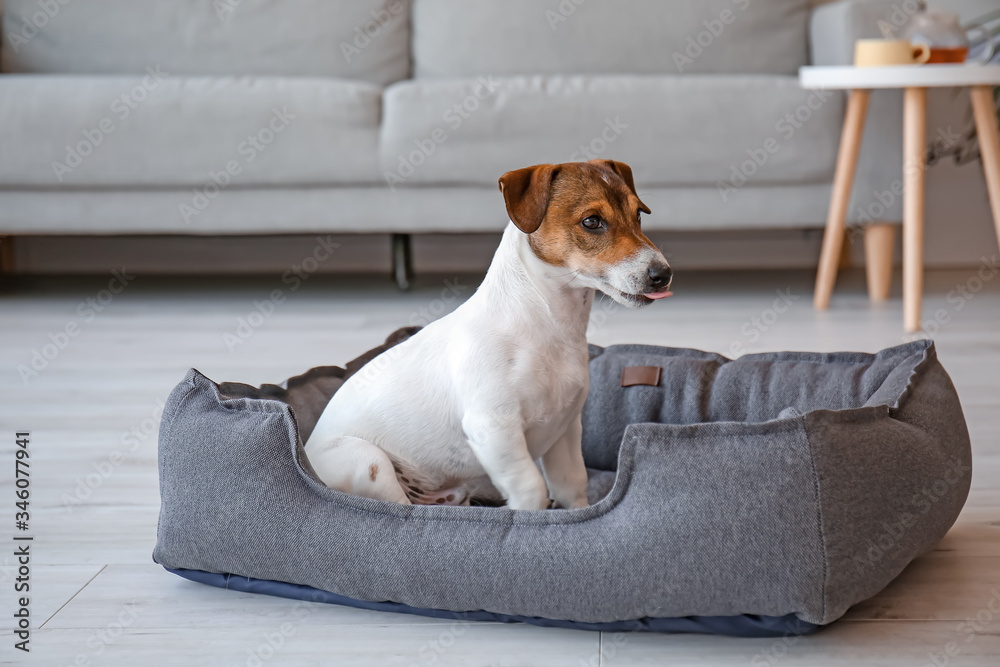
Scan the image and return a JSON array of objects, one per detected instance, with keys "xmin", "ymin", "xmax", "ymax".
[{"xmin": 648, "ymin": 264, "xmax": 673, "ymax": 290}]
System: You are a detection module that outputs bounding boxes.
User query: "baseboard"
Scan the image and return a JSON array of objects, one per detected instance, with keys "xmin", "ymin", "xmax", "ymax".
[
  {"xmin": 0, "ymin": 236, "xmax": 14, "ymax": 272},
  {"xmin": 6, "ymin": 230, "xmax": 824, "ymax": 275},
  {"xmin": 3, "ymin": 227, "xmax": 963, "ymax": 276}
]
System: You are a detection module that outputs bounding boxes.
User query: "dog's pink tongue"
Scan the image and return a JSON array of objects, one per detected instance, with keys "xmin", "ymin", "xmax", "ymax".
[{"xmin": 644, "ymin": 290, "xmax": 673, "ymax": 300}]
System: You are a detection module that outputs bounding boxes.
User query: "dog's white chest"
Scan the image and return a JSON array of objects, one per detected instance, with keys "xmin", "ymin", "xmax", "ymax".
[{"xmin": 507, "ymin": 336, "xmax": 589, "ymax": 456}]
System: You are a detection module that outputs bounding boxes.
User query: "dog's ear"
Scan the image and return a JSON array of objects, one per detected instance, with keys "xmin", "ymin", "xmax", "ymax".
[
  {"xmin": 498, "ymin": 164, "xmax": 560, "ymax": 234},
  {"xmin": 592, "ymin": 160, "xmax": 651, "ymax": 214}
]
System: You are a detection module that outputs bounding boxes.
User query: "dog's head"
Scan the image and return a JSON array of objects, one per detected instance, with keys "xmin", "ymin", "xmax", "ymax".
[{"xmin": 499, "ymin": 160, "xmax": 672, "ymax": 307}]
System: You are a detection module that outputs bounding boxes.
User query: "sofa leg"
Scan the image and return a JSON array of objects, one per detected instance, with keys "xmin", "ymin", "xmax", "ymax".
[
  {"xmin": 0, "ymin": 236, "xmax": 15, "ymax": 287},
  {"xmin": 391, "ymin": 233, "xmax": 413, "ymax": 291}
]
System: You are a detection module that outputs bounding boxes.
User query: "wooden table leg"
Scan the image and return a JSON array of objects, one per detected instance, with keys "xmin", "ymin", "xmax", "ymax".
[
  {"xmin": 970, "ymin": 85, "xmax": 1000, "ymax": 252},
  {"xmin": 815, "ymin": 89, "xmax": 870, "ymax": 310},
  {"xmin": 864, "ymin": 222, "xmax": 895, "ymax": 302},
  {"xmin": 903, "ymin": 87, "xmax": 926, "ymax": 333}
]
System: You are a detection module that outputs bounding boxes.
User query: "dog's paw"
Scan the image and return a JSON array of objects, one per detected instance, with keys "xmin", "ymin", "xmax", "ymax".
[
  {"xmin": 408, "ymin": 485, "xmax": 470, "ymax": 506},
  {"xmin": 551, "ymin": 496, "xmax": 589, "ymax": 510},
  {"xmin": 505, "ymin": 493, "xmax": 552, "ymax": 511}
]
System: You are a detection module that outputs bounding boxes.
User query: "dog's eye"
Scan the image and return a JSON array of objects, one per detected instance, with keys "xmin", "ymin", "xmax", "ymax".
[{"xmin": 581, "ymin": 216, "xmax": 605, "ymax": 231}]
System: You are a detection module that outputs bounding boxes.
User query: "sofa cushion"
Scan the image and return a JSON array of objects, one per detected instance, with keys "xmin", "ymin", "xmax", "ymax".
[
  {"xmin": 413, "ymin": 0, "xmax": 811, "ymax": 78},
  {"xmin": 0, "ymin": 184, "xmax": 839, "ymax": 235},
  {"xmin": 1, "ymin": 0, "xmax": 411, "ymax": 85},
  {"xmin": 0, "ymin": 75, "xmax": 382, "ymax": 188},
  {"xmin": 380, "ymin": 75, "xmax": 842, "ymax": 188}
]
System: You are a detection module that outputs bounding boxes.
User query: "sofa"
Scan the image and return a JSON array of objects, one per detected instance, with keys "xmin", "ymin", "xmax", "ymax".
[{"xmin": 0, "ymin": 0, "xmax": 904, "ymax": 285}]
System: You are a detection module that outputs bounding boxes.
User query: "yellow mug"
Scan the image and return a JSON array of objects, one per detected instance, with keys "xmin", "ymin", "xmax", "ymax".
[{"xmin": 854, "ymin": 39, "xmax": 931, "ymax": 67}]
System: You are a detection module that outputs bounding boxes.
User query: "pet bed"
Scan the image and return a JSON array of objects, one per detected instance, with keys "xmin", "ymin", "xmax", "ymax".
[{"xmin": 153, "ymin": 329, "xmax": 971, "ymax": 637}]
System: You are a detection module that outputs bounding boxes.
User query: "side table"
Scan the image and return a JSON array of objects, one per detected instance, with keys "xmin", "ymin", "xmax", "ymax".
[{"xmin": 800, "ymin": 64, "xmax": 1000, "ymax": 332}]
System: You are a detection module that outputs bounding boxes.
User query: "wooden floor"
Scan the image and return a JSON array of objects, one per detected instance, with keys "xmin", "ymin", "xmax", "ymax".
[{"xmin": 1, "ymin": 267, "xmax": 999, "ymax": 666}]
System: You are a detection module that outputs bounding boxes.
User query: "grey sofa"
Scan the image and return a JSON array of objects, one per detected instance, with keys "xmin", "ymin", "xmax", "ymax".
[{"xmin": 0, "ymin": 0, "xmax": 903, "ymax": 283}]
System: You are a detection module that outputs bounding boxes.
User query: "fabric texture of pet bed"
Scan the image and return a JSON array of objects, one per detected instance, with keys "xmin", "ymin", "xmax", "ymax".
[{"xmin": 153, "ymin": 329, "xmax": 971, "ymax": 636}]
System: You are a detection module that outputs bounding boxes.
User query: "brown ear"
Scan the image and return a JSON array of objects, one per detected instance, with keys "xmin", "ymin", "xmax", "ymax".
[
  {"xmin": 498, "ymin": 164, "xmax": 560, "ymax": 234},
  {"xmin": 592, "ymin": 160, "xmax": 651, "ymax": 214}
]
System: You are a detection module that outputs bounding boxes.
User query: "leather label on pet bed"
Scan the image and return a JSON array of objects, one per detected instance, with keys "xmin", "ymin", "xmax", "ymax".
[{"xmin": 621, "ymin": 365, "xmax": 661, "ymax": 387}]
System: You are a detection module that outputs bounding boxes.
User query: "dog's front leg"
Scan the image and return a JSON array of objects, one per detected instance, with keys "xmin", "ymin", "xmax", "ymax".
[
  {"xmin": 541, "ymin": 413, "xmax": 590, "ymax": 509},
  {"xmin": 462, "ymin": 413, "xmax": 549, "ymax": 510}
]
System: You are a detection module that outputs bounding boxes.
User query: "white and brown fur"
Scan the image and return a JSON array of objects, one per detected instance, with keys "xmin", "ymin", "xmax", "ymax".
[{"xmin": 305, "ymin": 160, "xmax": 672, "ymax": 509}]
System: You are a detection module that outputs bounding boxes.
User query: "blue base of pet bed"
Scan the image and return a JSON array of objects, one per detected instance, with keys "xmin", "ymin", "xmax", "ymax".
[{"xmin": 166, "ymin": 567, "xmax": 819, "ymax": 638}]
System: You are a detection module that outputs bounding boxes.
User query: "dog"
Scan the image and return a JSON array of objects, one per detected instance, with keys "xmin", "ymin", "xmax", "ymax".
[{"xmin": 305, "ymin": 160, "xmax": 672, "ymax": 510}]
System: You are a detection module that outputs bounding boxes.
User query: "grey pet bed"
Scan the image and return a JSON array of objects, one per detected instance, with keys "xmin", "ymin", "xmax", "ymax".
[{"xmin": 154, "ymin": 330, "xmax": 971, "ymax": 636}]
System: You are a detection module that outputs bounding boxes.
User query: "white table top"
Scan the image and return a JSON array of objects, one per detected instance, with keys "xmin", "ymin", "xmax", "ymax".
[{"xmin": 799, "ymin": 64, "xmax": 1000, "ymax": 89}]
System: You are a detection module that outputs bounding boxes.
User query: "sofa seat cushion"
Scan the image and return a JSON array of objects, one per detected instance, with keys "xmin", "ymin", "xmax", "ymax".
[
  {"xmin": 1, "ymin": 0, "xmax": 411, "ymax": 85},
  {"xmin": 0, "ymin": 184, "xmax": 839, "ymax": 235},
  {"xmin": 380, "ymin": 75, "xmax": 843, "ymax": 188},
  {"xmin": 413, "ymin": 0, "xmax": 811, "ymax": 77},
  {"xmin": 0, "ymin": 75, "xmax": 382, "ymax": 188}
]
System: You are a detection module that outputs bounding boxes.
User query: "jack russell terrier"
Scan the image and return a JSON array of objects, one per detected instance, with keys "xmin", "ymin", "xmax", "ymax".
[{"xmin": 305, "ymin": 160, "xmax": 672, "ymax": 510}]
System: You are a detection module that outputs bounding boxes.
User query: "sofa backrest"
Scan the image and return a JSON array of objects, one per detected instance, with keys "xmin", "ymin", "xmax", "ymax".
[
  {"xmin": 413, "ymin": 0, "xmax": 812, "ymax": 77},
  {"xmin": 1, "ymin": 0, "xmax": 411, "ymax": 85}
]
